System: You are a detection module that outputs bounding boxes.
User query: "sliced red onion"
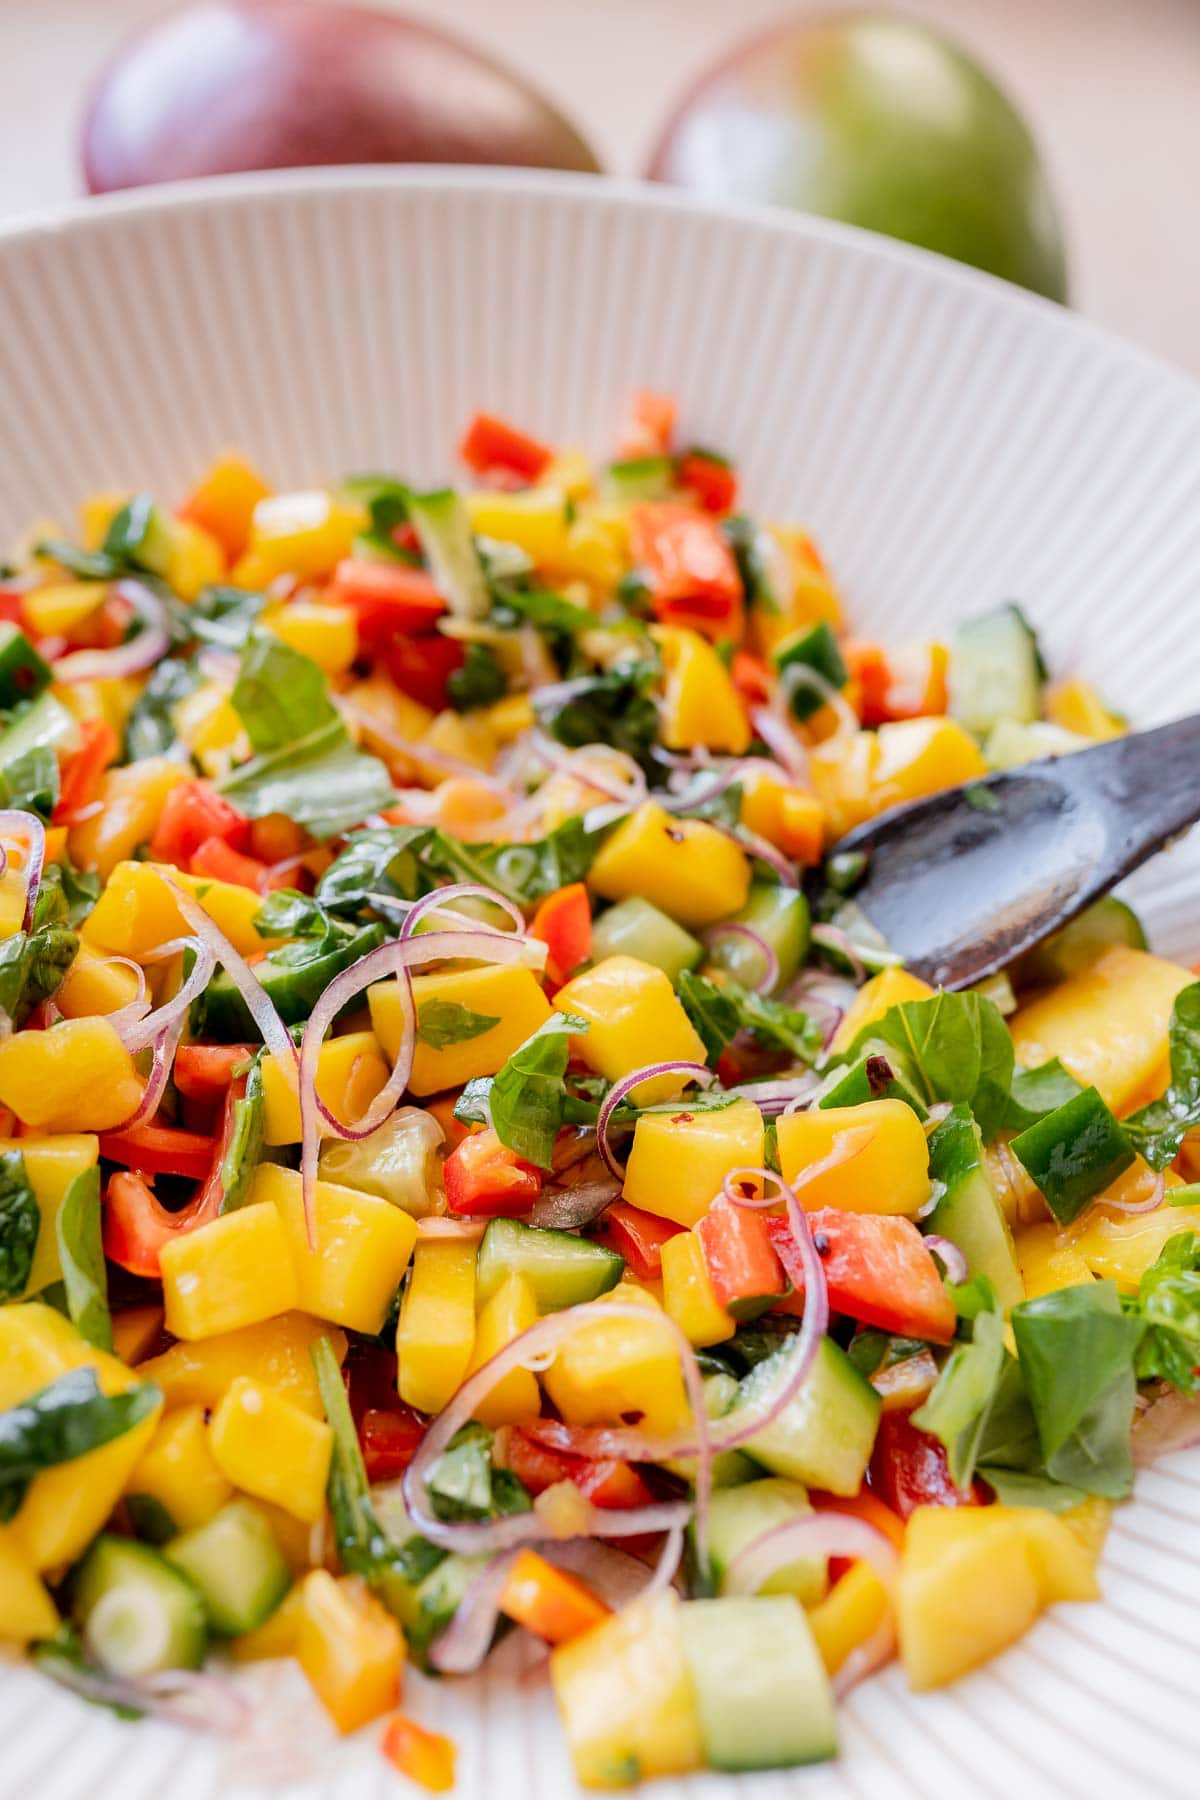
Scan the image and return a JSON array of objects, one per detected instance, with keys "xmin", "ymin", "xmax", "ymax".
[
  {"xmin": 708, "ymin": 819, "xmax": 799, "ymax": 888},
  {"xmin": 298, "ymin": 926, "xmax": 547, "ymax": 1243},
  {"xmin": 162, "ymin": 876, "xmax": 298, "ymax": 1068},
  {"xmin": 544, "ymin": 1539, "xmax": 661, "ymax": 1611},
  {"xmin": 52, "ymin": 579, "xmax": 169, "ymax": 683},
  {"xmin": 721, "ymin": 1074, "xmax": 823, "ymax": 1116},
  {"xmin": 595, "ymin": 1060, "xmax": 714, "ymax": 1180},
  {"xmin": 640, "ymin": 1520, "xmax": 686, "ymax": 1598},
  {"xmin": 399, "ymin": 881, "xmax": 525, "ymax": 938},
  {"xmin": 528, "ymin": 731, "xmax": 648, "ymax": 807},
  {"xmin": 1095, "ymin": 1169, "xmax": 1166, "ymax": 1215},
  {"xmin": 429, "ymin": 1548, "xmax": 520, "ymax": 1675},
  {"xmin": 726, "ymin": 1510, "xmax": 899, "ymax": 1695},
  {"xmin": 748, "ymin": 704, "xmax": 810, "ymax": 784},
  {"xmin": 402, "ymin": 1299, "xmax": 710, "ymax": 1561},
  {"xmin": 0, "ymin": 811, "xmax": 45, "ymax": 934},
  {"xmin": 701, "ymin": 922, "xmax": 779, "ymax": 994},
  {"xmin": 112, "ymin": 1025, "xmax": 180, "ymax": 1131},
  {"xmin": 517, "ymin": 624, "xmax": 559, "ymax": 693},
  {"xmin": 779, "ymin": 662, "xmax": 859, "ymax": 744},
  {"xmin": 660, "ymin": 763, "xmax": 744, "ymax": 813},
  {"xmin": 118, "ymin": 936, "xmax": 215, "ymax": 1055},
  {"xmin": 811, "ymin": 922, "xmax": 867, "ymax": 985},
  {"xmin": 921, "ymin": 1233, "xmax": 969, "ymax": 1285}
]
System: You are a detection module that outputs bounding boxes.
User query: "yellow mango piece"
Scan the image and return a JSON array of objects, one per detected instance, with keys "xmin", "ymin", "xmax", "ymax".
[
  {"xmin": 738, "ymin": 770, "xmax": 825, "ymax": 866},
  {"xmin": 126, "ymin": 1405, "xmax": 234, "ymax": 1532},
  {"xmin": 830, "ymin": 966, "xmax": 937, "ymax": 1055},
  {"xmin": 0, "ymin": 1134, "xmax": 98, "ymax": 1298},
  {"xmin": 160, "ymin": 1204, "xmax": 299, "ymax": 1340},
  {"xmin": 171, "ymin": 682, "xmax": 246, "ymax": 775},
  {"xmin": 0, "ymin": 1530, "xmax": 60, "ymax": 1642},
  {"xmin": 1059, "ymin": 1496, "xmax": 1112, "ymax": 1568},
  {"xmin": 345, "ymin": 671, "xmax": 434, "ymax": 780},
  {"xmin": 208, "ymin": 1377, "xmax": 332, "ymax": 1523},
  {"xmin": 369, "ymin": 964, "xmax": 551, "ymax": 1099},
  {"xmin": 21, "ymin": 581, "xmax": 105, "ymax": 638},
  {"xmin": 260, "ymin": 1030, "xmax": 389, "ymax": 1145},
  {"xmin": 138, "ymin": 1313, "xmax": 344, "ymax": 1418},
  {"xmin": 56, "ymin": 942, "xmax": 143, "ymax": 1019},
  {"xmin": 264, "ymin": 599, "xmax": 358, "ymax": 674},
  {"xmin": 1015, "ymin": 1506, "xmax": 1103, "ymax": 1604},
  {"xmin": 230, "ymin": 1581, "xmax": 306, "ymax": 1662},
  {"xmin": 179, "ymin": 452, "xmax": 272, "ymax": 563},
  {"xmin": 0, "ymin": 1019, "xmax": 143, "ymax": 1132},
  {"xmin": 560, "ymin": 513, "xmax": 626, "ymax": 588},
  {"xmin": 234, "ymin": 490, "xmax": 364, "ymax": 586},
  {"xmin": 898, "ymin": 1505, "xmax": 1042, "ymax": 1690},
  {"xmin": 623, "ymin": 1096, "xmax": 765, "ymax": 1228},
  {"xmin": 587, "ymin": 801, "xmax": 751, "ymax": 929},
  {"xmin": 59, "ymin": 676, "xmax": 142, "ymax": 738},
  {"xmin": 776, "ymin": 1100, "xmax": 931, "ymax": 1216},
  {"xmin": 652, "ymin": 625, "xmax": 751, "ymax": 756},
  {"xmin": 0, "ymin": 1306, "xmax": 163, "ymax": 1571},
  {"xmin": 481, "ymin": 692, "xmax": 536, "ymax": 744},
  {"xmin": 543, "ymin": 1285, "xmax": 690, "ymax": 1437},
  {"xmin": 252, "ymin": 1163, "xmax": 417, "ymax": 1334},
  {"xmin": 554, "ymin": 954, "xmax": 707, "ymax": 1107},
  {"xmin": 545, "ymin": 449, "xmax": 594, "ymax": 502},
  {"xmin": 111, "ymin": 1305, "xmax": 164, "ymax": 1366},
  {"xmin": 1046, "ymin": 677, "xmax": 1124, "ymax": 741},
  {"xmin": 551, "ymin": 1590, "xmax": 704, "ymax": 1789},
  {"xmin": 660, "ymin": 1229, "xmax": 736, "ymax": 1347},
  {"xmin": 1071, "ymin": 1203, "xmax": 1200, "ymax": 1294},
  {"xmin": 1010, "ymin": 946, "xmax": 1191, "ymax": 1114},
  {"xmin": 79, "ymin": 491, "xmax": 129, "ymax": 550},
  {"xmin": 81, "ymin": 858, "xmax": 280, "ymax": 960},
  {"xmin": 68, "ymin": 758, "xmax": 189, "ymax": 880},
  {"xmin": 1014, "ymin": 1221, "xmax": 1096, "ymax": 1299},
  {"xmin": 466, "ymin": 486, "xmax": 570, "ymax": 565},
  {"xmin": 467, "ymin": 1273, "xmax": 541, "ymax": 1427},
  {"xmin": 811, "ymin": 717, "xmax": 985, "ymax": 839},
  {"xmin": 747, "ymin": 528, "xmax": 841, "ymax": 658},
  {"xmin": 419, "ymin": 707, "xmax": 498, "ymax": 777},
  {"xmin": 295, "ymin": 1570, "xmax": 404, "ymax": 1734},
  {"xmin": 168, "ymin": 517, "xmax": 226, "ymax": 600},
  {"xmin": 807, "ymin": 1561, "xmax": 889, "ymax": 1678},
  {"xmin": 396, "ymin": 1237, "xmax": 476, "ymax": 1414}
]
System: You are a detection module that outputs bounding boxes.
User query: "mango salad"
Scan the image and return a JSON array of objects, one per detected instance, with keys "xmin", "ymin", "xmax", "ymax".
[{"xmin": 1, "ymin": 393, "xmax": 1197, "ymax": 1787}]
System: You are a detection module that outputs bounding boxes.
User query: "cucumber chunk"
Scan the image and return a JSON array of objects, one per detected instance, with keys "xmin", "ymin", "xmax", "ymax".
[
  {"xmin": 706, "ymin": 883, "xmax": 811, "ymax": 993},
  {"xmin": 736, "ymin": 1336, "xmax": 881, "ymax": 1495},
  {"xmin": 701, "ymin": 1478, "xmax": 827, "ymax": 1604},
  {"xmin": 1015, "ymin": 895, "xmax": 1146, "ymax": 988},
  {"xmin": 948, "ymin": 603, "xmax": 1043, "ymax": 738},
  {"xmin": 74, "ymin": 1535, "xmax": 207, "ymax": 1677},
  {"xmin": 476, "ymin": 1216, "xmax": 624, "ymax": 1312},
  {"xmin": 983, "ymin": 718, "xmax": 1087, "ymax": 769},
  {"xmin": 602, "ymin": 457, "xmax": 676, "ymax": 504},
  {"xmin": 926, "ymin": 1104, "xmax": 1023, "ymax": 1309},
  {"xmin": 406, "ymin": 489, "xmax": 489, "ymax": 620},
  {"xmin": 0, "ymin": 689, "xmax": 80, "ymax": 770},
  {"xmin": 681, "ymin": 1595, "xmax": 837, "ymax": 1772},
  {"xmin": 774, "ymin": 623, "xmax": 848, "ymax": 722},
  {"xmin": 590, "ymin": 897, "xmax": 703, "ymax": 983},
  {"xmin": 165, "ymin": 1499, "xmax": 291, "ymax": 1635},
  {"xmin": 0, "ymin": 625, "xmax": 51, "ymax": 710}
]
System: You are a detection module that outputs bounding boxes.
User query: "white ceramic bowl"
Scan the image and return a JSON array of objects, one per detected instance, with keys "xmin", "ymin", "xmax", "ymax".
[{"xmin": 2, "ymin": 169, "xmax": 1199, "ymax": 1800}]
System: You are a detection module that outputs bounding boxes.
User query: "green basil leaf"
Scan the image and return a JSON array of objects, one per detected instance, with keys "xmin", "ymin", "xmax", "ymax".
[
  {"xmin": 190, "ymin": 584, "xmax": 267, "ymax": 650},
  {"xmin": 0, "ymin": 745, "xmax": 59, "ymax": 821},
  {"xmin": 0, "ymin": 924, "xmax": 77, "ymax": 1029},
  {"xmin": 0, "ymin": 1367, "xmax": 160, "ymax": 1509},
  {"xmin": 469, "ymin": 817, "xmax": 604, "ymax": 904},
  {"xmin": 1004, "ymin": 1058, "xmax": 1086, "ymax": 1132},
  {"xmin": 317, "ymin": 825, "xmax": 436, "ymax": 913},
  {"xmin": 1132, "ymin": 1229, "xmax": 1200, "ymax": 1395},
  {"xmin": 1011, "ymin": 1281, "xmax": 1142, "ymax": 1498},
  {"xmin": 122, "ymin": 658, "xmax": 200, "ymax": 761},
  {"xmin": 678, "ymin": 971, "xmax": 821, "ymax": 1067},
  {"xmin": 230, "ymin": 634, "xmax": 340, "ymax": 754},
  {"xmin": 34, "ymin": 861, "xmax": 100, "ymax": 930},
  {"xmin": 845, "ymin": 990, "xmax": 1015, "ymax": 1141},
  {"xmin": 0, "ymin": 1149, "xmax": 39, "ymax": 1301},
  {"xmin": 913, "ymin": 1306, "xmax": 1008, "ymax": 1488},
  {"xmin": 1123, "ymin": 981, "xmax": 1200, "ymax": 1170},
  {"xmin": 253, "ymin": 888, "xmax": 332, "ymax": 940},
  {"xmin": 979, "ymin": 1467, "xmax": 1089, "ymax": 1511},
  {"xmin": 447, "ymin": 643, "xmax": 507, "ymax": 712},
  {"xmin": 417, "ymin": 998, "xmax": 501, "ymax": 1050},
  {"xmin": 489, "ymin": 1012, "xmax": 589, "ymax": 1171},
  {"xmin": 54, "ymin": 1167, "xmax": 110, "ymax": 1351},
  {"xmin": 219, "ymin": 1058, "xmax": 264, "ymax": 1214},
  {"xmin": 532, "ymin": 661, "xmax": 662, "ymax": 772}
]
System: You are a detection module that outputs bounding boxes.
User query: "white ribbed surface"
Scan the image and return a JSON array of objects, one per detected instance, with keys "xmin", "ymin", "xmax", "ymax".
[{"xmin": 1, "ymin": 169, "xmax": 1199, "ymax": 1800}]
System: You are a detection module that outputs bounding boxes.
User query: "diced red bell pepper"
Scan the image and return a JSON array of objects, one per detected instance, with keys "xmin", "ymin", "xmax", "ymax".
[
  {"xmin": 594, "ymin": 1201, "xmax": 684, "ymax": 1281},
  {"xmin": 0, "ymin": 588, "xmax": 26, "ymax": 628},
  {"xmin": 458, "ymin": 412, "xmax": 553, "ymax": 483},
  {"xmin": 189, "ymin": 834, "xmax": 286, "ymax": 893},
  {"xmin": 869, "ymin": 1408, "xmax": 985, "ymax": 1520},
  {"xmin": 383, "ymin": 632, "xmax": 466, "ymax": 712},
  {"xmin": 172, "ymin": 1043, "xmax": 255, "ymax": 1103},
  {"xmin": 150, "ymin": 779, "xmax": 249, "ymax": 866},
  {"xmin": 678, "ymin": 451, "xmax": 738, "ymax": 515},
  {"xmin": 502, "ymin": 1426, "xmax": 654, "ymax": 1511},
  {"xmin": 529, "ymin": 882, "xmax": 592, "ymax": 986},
  {"xmin": 628, "ymin": 502, "xmax": 744, "ymax": 641},
  {"xmin": 442, "ymin": 1127, "xmax": 543, "ymax": 1218},
  {"xmin": 617, "ymin": 391, "xmax": 677, "ymax": 460},
  {"xmin": 843, "ymin": 639, "xmax": 949, "ymax": 728},
  {"xmin": 326, "ymin": 559, "xmax": 445, "ymax": 648},
  {"xmin": 54, "ymin": 717, "xmax": 120, "ymax": 825},
  {"xmin": 98, "ymin": 1122, "xmax": 217, "ymax": 1183},
  {"xmin": 103, "ymin": 1168, "xmax": 221, "ymax": 1279},
  {"xmin": 359, "ymin": 1406, "xmax": 426, "ymax": 1482},
  {"xmin": 731, "ymin": 649, "xmax": 772, "ymax": 708},
  {"xmin": 767, "ymin": 1208, "xmax": 956, "ymax": 1344},
  {"xmin": 698, "ymin": 1193, "xmax": 785, "ymax": 1316}
]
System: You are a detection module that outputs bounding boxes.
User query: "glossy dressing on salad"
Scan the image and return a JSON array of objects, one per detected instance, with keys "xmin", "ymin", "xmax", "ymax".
[{"xmin": 1, "ymin": 392, "xmax": 1198, "ymax": 1789}]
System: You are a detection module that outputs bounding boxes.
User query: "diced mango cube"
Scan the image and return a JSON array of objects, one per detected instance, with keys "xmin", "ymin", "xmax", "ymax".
[
  {"xmin": 178, "ymin": 452, "xmax": 272, "ymax": 562},
  {"xmin": 264, "ymin": 599, "xmax": 358, "ymax": 674},
  {"xmin": 1070, "ymin": 1203, "xmax": 1200, "ymax": 1294},
  {"xmin": 369, "ymin": 964, "xmax": 552, "ymax": 1099},
  {"xmin": 775, "ymin": 1100, "xmax": 931, "ymax": 1216},
  {"xmin": 21, "ymin": 581, "xmax": 105, "ymax": 639},
  {"xmin": 81, "ymin": 859, "xmax": 281, "ymax": 960},
  {"xmin": 111, "ymin": 1305, "xmax": 164, "ymax": 1366},
  {"xmin": 168, "ymin": 517, "xmax": 226, "ymax": 600},
  {"xmin": 396, "ymin": 1237, "xmax": 476, "ymax": 1415},
  {"xmin": 807, "ymin": 1561, "xmax": 889, "ymax": 1678},
  {"xmin": 543, "ymin": 1285, "xmax": 689, "ymax": 1437},
  {"xmin": 160, "ymin": 1204, "xmax": 299, "ymax": 1340},
  {"xmin": 295, "ymin": 1570, "xmax": 404, "ymax": 1733},
  {"xmin": 623, "ymin": 1097, "xmax": 764, "ymax": 1228},
  {"xmin": 660, "ymin": 1229, "xmax": 736, "ymax": 1347},
  {"xmin": 830, "ymin": 966, "xmax": 937, "ymax": 1055},
  {"xmin": 466, "ymin": 1272, "xmax": 541, "ymax": 1427},
  {"xmin": 587, "ymin": 802, "xmax": 751, "ymax": 929},
  {"xmin": 251, "ymin": 1163, "xmax": 417, "ymax": 1334},
  {"xmin": 465, "ymin": 486, "xmax": 570, "ymax": 565},
  {"xmin": 553, "ymin": 955, "xmax": 707, "ymax": 1106},
  {"xmin": 56, "ymin": 942, "xmax": 143, "ymax": 1019},
  {"xmin": 260, "ymin": 1030, "xmax": 390, "ymax": 1145},
  {"xmin": 68, "ymin": 758, "xmax": 189, "ymax": 879},
  {"xmin": 137, "ymin": 1313, "xmax": 344, "ymax": 1417},
  {"xmin": 1014, "ymin": 1221, "xmax": 1095, "ymax": 1300},
  {"xmin": 0, "ymin": 1134, "xmax": 98, "ymax": 1298},
  {"xmin": 126, "ymin": 1405, "xmax": 234, "ymax": 1531},
  {"xmin": 209, "ymin": 1377, "xmax": 332, "ymax": 1523},
  {"xmin": 229, "ymin": 1581, "xmax": 306, "ymax": 1662},
  {"xmin": 652, "ymin": 625, "xmax": 750, "ymax": 756},
  {"xmin": 0, "ymin": 1020, "xmax": 143, "ymax": 1132},
  {"xmin": 233, "ymin": 490, "xmax": 364, "ymax": 587}
]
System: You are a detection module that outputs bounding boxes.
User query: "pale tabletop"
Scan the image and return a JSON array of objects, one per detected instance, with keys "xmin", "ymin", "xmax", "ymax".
[{"xmin": 3, "ymin": 0, "xmax": 1198, "ymax": 375}]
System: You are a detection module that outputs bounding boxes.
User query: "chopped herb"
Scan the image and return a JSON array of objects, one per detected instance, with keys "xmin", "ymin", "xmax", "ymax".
[
  {"xmin": 963, "ymin": 783, "xmax": 1001, "ymax": 814},
  {"xmin": 678, "ymin": 970, "xmax": 821, "ymax": 1066},
  {"xmin": 0, "ymin": 1366, "xmax": 160, "ymax": 1522},
  {"xmin": 447, "ymin": 643, "xmax": 507, "ymax": 712},
  {"xmin": 487, "ymin": 1012, "xmax": 589, "ymax": 1171},
  {"xmin": 54, "ymin": 1168, "xmax": 110, "ymax": 1351},
  {"xmin": 1123, "ymin": 981, "xmax": 1200, "ymax": 1170},
  {"xmin": 0, "ymin": 1150, "xmax": 39, "ymax": 1302},
  {"xmin": 533, "ymin": 662, "xmax": 662, "ymax": 774},
  {"xmin": 417, "ymin": 998, "xmax": 501, "ymax": 1050},
  {"xmin": 843, "ymin": 990, "xmax": 1015, "ymax": 1142}
]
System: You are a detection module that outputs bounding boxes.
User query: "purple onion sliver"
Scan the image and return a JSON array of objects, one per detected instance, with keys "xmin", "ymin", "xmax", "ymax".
[
  {"xmin": 52, "ymin": 579, "xmax": 170, "ymax": 683},
  {"xmin": 701, "ymin": 921, "xmax": 779, "ymax": 994},
  {"xmin": 0, "ymin": 811, "xmax": 45, "ymax": 935},
  {"xmin": 922, "ymin": 1233, "xmax": 969, "ymax": 1286},
  {"xmin": 595, "ymin": 1059, "xmax": 714, "ymax": 1180},
  {"xmin": 429, "ymin": 1549, "xmax": 521, "ymax": 1674},
  {"xmin": 163, "ymin": 876, "xmax": 298, "ymax": 1067},
  {"xmin": 708, "ymin": 819, "xmax": 799, "ymax": 888},
  {"xmin": 119, "ymin": 939, "xmax": 215, "ymax": 1055},
  {"xmin": 748, "ymin": 704, "xmax": 810, "ymax": 784}
]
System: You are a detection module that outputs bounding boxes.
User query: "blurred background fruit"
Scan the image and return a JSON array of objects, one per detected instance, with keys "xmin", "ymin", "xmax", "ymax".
[
  {"xmin": 646, "ymin": 11, "xmax": 1068, "ymax": 300},
  {"xmin": 82, "ymin": 0, "xmax": 601, "ymax": 193}
]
